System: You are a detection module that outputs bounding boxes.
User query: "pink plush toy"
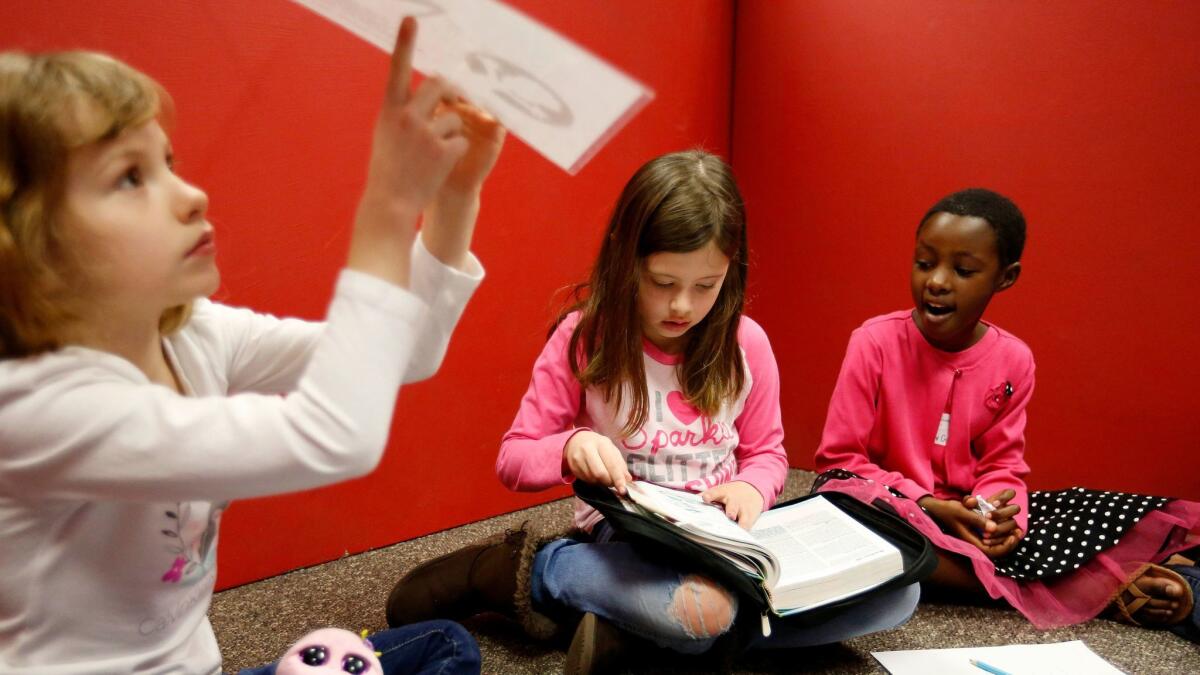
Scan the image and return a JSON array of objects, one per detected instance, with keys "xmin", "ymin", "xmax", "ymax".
[{"xmin": 276, "ymin": 628, "xmax": 383, "ymax": 674}]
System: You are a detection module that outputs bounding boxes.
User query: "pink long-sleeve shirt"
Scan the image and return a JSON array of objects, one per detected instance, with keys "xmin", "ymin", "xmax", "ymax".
[
  {"xmin": 815, "ymin": 310, "xmax": 1034, "ymax": 532},
  {"xmin": 497, "ymin": 312, "xmax": 789, "ymax": 531}
]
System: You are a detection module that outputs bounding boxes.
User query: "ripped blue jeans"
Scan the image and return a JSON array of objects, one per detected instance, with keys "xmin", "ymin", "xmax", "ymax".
[{"xmin": 530, "ymin": 521, "xmax": 919, "ymax": 655}]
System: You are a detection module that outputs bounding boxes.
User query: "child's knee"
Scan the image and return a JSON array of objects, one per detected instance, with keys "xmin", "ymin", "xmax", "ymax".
[{"xmin": 668, "ymin": 574, "xmax": 737, "ymax": 639}]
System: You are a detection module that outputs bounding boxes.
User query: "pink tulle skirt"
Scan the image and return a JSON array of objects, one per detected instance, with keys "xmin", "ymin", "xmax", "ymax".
[{"xmin": 816, "ymin": 475, "xmax": 1200, "ymax": 628}]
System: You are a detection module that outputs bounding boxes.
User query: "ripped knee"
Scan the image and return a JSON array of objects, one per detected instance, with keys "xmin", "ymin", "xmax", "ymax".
[{"xmin": 668, "ymin": 574, "xmax": 737, "ymax": 639}]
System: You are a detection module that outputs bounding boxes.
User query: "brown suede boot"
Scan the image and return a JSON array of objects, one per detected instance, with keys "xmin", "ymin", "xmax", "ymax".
[
  {"xmin": 385, "ymin": 520, "xmax": 562, "ymax": 640},
  {"xmin": 564, "ymin": 612, "xmax": 629, "ymax": 675},
  {"xmin": 565, "ymin": 611, "xmax": 746, "ymax": 674}
]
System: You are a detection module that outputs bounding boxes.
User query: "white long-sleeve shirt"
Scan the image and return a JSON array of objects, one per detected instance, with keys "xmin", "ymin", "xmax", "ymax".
[{"xmin": 0, "ymin": 241, "xmax": 482, "ymax": 674}]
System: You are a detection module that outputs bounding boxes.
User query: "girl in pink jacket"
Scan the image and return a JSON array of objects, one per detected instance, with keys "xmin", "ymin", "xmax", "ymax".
[{"xmin": 814, "ymin": 188, "xmax": 1199, "ymax": 642}]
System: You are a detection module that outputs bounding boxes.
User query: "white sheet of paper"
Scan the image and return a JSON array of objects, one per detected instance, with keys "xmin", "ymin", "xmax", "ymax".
[
  {"xmin": 872, "ymin": 640, "xmax": 1125, "ymax": 675},
  {"xmin": 291, "ymin": 0, "xmax": 654, "ymax": 174}
]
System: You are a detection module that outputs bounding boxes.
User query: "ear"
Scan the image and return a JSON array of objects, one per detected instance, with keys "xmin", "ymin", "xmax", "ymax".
[{"xmin": 995, "ymin": 261, "xmax": 1021, "ymax": 292}]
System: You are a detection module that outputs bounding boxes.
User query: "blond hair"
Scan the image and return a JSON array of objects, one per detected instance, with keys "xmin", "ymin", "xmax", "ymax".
[{"xmin": 0, "ymin": 50, "xmax": 190, "ymax": 358}]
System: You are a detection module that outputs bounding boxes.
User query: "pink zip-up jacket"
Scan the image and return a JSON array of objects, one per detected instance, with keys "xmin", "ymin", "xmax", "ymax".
[
  {"xmin": 497, "ymin": 311, "xmax": 789, "ymax": 531},
  {"xmin": 815, "ymin": 310, "xmax": 1034, "ymax": 532}
]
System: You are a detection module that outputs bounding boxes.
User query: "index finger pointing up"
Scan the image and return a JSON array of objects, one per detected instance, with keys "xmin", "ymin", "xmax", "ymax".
[{"xmin": 385, "ymin": 16, "xmax": 417, "ymax": 105}]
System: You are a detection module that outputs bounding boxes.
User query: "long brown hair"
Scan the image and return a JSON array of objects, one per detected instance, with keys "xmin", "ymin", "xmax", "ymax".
[
  {"xmin": 0, "ymin": 50, "xmax": 188, "ymax": 359},
  {"xmin": 564, "ymin": 150, "xmax": 748, "ymax": 437}
]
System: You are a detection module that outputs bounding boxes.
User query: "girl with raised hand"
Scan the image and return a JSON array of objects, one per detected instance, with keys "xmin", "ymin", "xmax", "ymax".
[{"xmin": 0, "ymin": 16, "xmax": 502, "ymax": 674}]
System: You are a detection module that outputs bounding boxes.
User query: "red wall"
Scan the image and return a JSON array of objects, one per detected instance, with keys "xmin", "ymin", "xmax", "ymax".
[
  {"xmin": 3, "ymin": 0, "xmax": 733, "ymax": 588},
  {"xmin": 733, "ymin": 1, "xmax": 1200, "ymax": 501},
  {"xmin": 7, "ymin": 0, "xmax": 1197, "ymax": 590}
]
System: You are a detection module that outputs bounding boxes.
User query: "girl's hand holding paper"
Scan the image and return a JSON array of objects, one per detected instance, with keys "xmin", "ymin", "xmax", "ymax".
[
  {"xmin": 438, "ymin": 100, "xmax": 506, "ymax": 195},
  {"xmin": 422, "ymin": 98, "xmax": 506, "ymax": 269}
]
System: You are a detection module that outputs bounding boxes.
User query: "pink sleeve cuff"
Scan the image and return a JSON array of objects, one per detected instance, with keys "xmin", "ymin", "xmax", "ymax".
[{"xmin": 732, "ymin": 468, "xmax": 785, "ymax": 510}]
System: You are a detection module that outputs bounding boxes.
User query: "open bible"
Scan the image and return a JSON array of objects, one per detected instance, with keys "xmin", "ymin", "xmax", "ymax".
[
  {"xmin": 574, "ymin": 479, "xmax": 935, "ymax": 626},
  {"xmin": 621, "ymin": 481, "xmax": 903, "ymax": 614}
]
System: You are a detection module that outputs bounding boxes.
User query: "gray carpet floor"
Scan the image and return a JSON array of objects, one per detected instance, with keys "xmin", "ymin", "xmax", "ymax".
[{"xmin": 211, "ymin": 471, "xmax": 1200, "ymax": 673}]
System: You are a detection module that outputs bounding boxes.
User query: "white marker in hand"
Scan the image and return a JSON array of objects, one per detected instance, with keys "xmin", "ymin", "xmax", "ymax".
[{"xmin": 974, "ymin": 495, "xmax": 997, "ymax": 517}]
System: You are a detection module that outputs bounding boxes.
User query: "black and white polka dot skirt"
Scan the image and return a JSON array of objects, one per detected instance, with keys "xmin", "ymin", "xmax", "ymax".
[
  {"xmin": 811, "ymin": 469, "xmax": 1173, "ymax": 582},
  {"xmin": 992, "ymin": 487, "xmax": 1170, "ymax": 581}
]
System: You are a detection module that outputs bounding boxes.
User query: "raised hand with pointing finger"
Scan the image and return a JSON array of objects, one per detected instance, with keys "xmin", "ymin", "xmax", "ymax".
[{"xmin": 349, "ymin": 16, "xmax": 475, "ymax": 287}]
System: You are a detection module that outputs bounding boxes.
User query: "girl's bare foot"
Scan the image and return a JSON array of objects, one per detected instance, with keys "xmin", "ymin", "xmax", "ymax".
[{"xmin": 1111, "ymin": 563, "xmax": 1193, "ymax": 626}]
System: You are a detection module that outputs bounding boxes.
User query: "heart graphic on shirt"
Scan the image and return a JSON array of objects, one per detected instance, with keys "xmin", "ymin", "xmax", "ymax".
[{"xmin": 666, "ymin": 391, "xmax": 700, "ymax": 426}]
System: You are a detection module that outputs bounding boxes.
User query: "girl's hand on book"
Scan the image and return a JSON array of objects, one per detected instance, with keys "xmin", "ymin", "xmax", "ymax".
[
  {"xmin": 701, "ymin": 481, "xmax": 764, "ymax": 530},
  {"xmin": 564, "ymin": 430, "xmax": 633, "ymax": 495}
]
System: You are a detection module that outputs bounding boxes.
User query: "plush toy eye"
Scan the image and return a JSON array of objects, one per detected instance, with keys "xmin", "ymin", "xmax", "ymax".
[
  {"xmin": 300, "ymin": 645, "xmax": 330, "ymax": 665},
  {"xmin": 342, "ymin": 654, "xmax": 369, "ymax": 673}
]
